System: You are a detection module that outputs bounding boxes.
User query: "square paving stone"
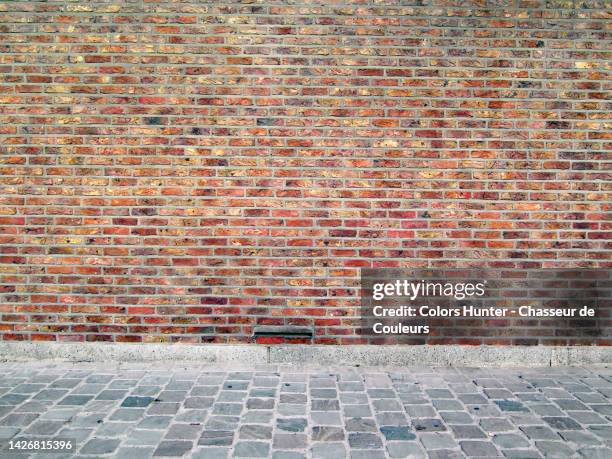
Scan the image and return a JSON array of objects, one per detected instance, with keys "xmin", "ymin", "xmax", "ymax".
[
  {"xmin": 343, "ymin": 405, "xmax": 372, "ymax": 417},
  {"xmin": 405, "ymin": 405, "xmax": 437, "ymax": 418},
  {"xmin": 273, "ymin": 433, "xmax": 307, "ymax": 449},
  {"xmin": 242, "ymin": 411, "xmax": 273, "ymax": 424},
  {"xmin": 148, "ymin": 402, "xmax": 180, "ymax": 415},
  {"xmin": 373, "ymin": 399, "xmax": 402, "ymax": 411},
  {"xmin": 80, "ymin": 438, "xmax": 120, "ymax": 455},
  {"xmin": 495, "ymin": 400, "xmax": 528, "ymax": 412},
  {"xmin": 234, "ymin": 441, "xmax": 270, "ymax": 457},
  {"xmin": 153, "ymin": 440, "xmax": 193, "ymax": 457},
  {"xmin": 23, "ymin": 420, "xmax": 64, "ymax": 435},
  {"xmin": 376, "ymin": 412, "xmax": 409, "ymax": 426},
  {"xmin": 0, "ymin": 426, "xmax": 20, "ymax": 439},
  {"xmin": 72, "ymin": 383, "xmax": 106, "ymax": 395},
  {"xmin": 281, "ymin": 394, "xmax": 306, "ymax": 404},
  {"xmin": 253, "ymin": 377, "xmax": 279, "ymax": 388},
  {"xmin": 212, "ymin": 403, "xmax": 242, "ymax": 415},
  {"xmin": 427, "ymin": 389, "xmax": 454, "ymax": 398},
  {"xmin": 311, "ymin": 442, "xmax": 346, "ymax": 459},
  {"xmin": 348, "ymin": 433, "xmax": 383, "ymax": 449},
  {"xmin": 441, "ymin": 411, "xmax": 473, "ymax": 424},
  {"xmin": 126, "ymin": 429, "xmax": 165, "ymax": 446},
  {"xmin": 228, "ymin": 372, "xmax": 252, "ymax": 380},
  {"xmin": 68, "ymin": 412, "xmax": 105, "ymax": 427},
  {"xmin": 138, "ymin": 416, "xmax": 172, "ymax": 429},
  {"xmin": 559, "ymin": 430, "xmax": 601, "ymax": 445},
  {"xmin": 345, "ymin": 418, "xmax": 377, "ymax": 432},
  {"xmin": 469, "ymin": 405, "xmax": 502, "ymax": 417},
  {"xmin": 312, "ymin": 412, "xmax": 342, "ymax": 425},
  {"xmin": 185, "ymin": 397, "xmax": 214, "ymax": 409},
  {"xmin": 420, "ymin": 433, "xmax": 457, "ymax": 450},
  {"xmin": 542, "ymin": 417, "xmax": 582, "ymax": 430},
  {"xmin": 577, "ymin": 394, "xmax": 607, "ymax": 404},
  {"xmin": 192, "ymin": 447, "xmax": 229, "ymax": 459},
  {"xmin": 110, "ymin": 408, "xmax": 146, "ymax": 421},
  {"xmin": 223, "ymin": 381, "xmax": 248, "ymax": 391},
  {"xmin": 412, "ymin": 418, "xmax": 446, "ymax": 432},
  {"xmin": 215, "ymin": 392, "xmax": 244, "ymax": 404},
  {"xmin": 520, "ymin": 426, "xmax": 560, "ymax": 440},
  {"xmin": 250, "ymin": 389, "xmax": 276, "ymax": 398},
  {"xmin": 367, "ymin": 389, "xmax": 395, "ymax": 398},
  {"xmin": 12, "ymin": 383, "xmax": 45, "ymax": 394},
  {"xmin": 97, "ymin": 421, "xmax": 132, "ymax": 437},
  {"xmin": 588, "ymin": 425, "xmax": 612, "ymax": 440},
  {"xmin": 205, "ymin": 416, "xmax": 239, "ymax": 430},
  {"xmin": 576, "ymin": 447, "xmax": 611, "ymax": 459},
  {"xmin": 532, "ymin": 404, "xmax": 566, "ymax": 417},
  {"xmin": 272, "ymin": 452, "xmax": 305, "ymax": 459},
  {"xmin": 401, "ymin": 395, "xmax": 428, "ymax": 404},
  {"xmin": 96, "ymin": 390, "xmax": 128, "ymax": 400},
  {"xmin": 493, "ymin": 433, "xmax": 530, "ymax": 448},
  {"xmin": 460, "ymin": 440, "xmax": 500, "ymax": 457},
  {"xmin": 502, "ymin": 450, "xmax": 544, "ymax": 459},
  {"xmin": 535, "ymin": 441, "xmax": 576, "ymax": 458},
  {"xmin": 485, "ymin": 389, "xmax": 514, "ymax": 399},
  {"xmin": 570, "ymin": 411, "xmax": 606, "ymax": 424},
  {"xmin": 198, "ymin": 430, "xmax": 233, "ymax": 446},
  {"xmin": 341, "ymin": 394, "xmax": 368, "ymax": 404},
  {"xmin": 277, "ymin": 418, "xmax": 307, "ymax": 432},
  {"xmin": 386, "ymin": 442, "xmax": 426, "ymax": 458},
  {"xmin": 114, "ymin": 446, "xmax": 156, "ymax": 459},
  {"xmin": 86, "ymin": 374, "xmax": 113, "ymax": 383},
  {"xmin": 247, "ymin": 398, "xmax": 275, "ymax": 409},
  {"xmin": 0, "ymin": 393, "xmax": 27, "ymax": 406},
  {"xmin": 281, "ymin": 383, "xmax": 306, "ymax": 393},
  {"xmin": 0, "ymin": 413, "xmax": 38, "ymax": 427},
  {"xmin": 239, "ymin": 424, "xmax": 272, "ymax": 440},
  {"xmin": 14, "ymin": 401, "xmax": 52, "ymax": 414},
  {"xmin": 350, "ymin": 451, "xmax": 386, "ymax": 459},
  {"xmin": 131, "ymin": 387, "xmax": 162, "ymax": 397},
  {"xmin": 312, "ymin": 400, "xmax": 340, "ymax": 411},
  {"xmin": 175, "ymin": 410, "xmax": 207, "ymax": 423},
  {"xmin": 339, "ymin": 383, "xmax": 364, "ymax": 391},
  {"xmin": 50, "ymin": 379, "xmax": 80, "ymax": 389},
  {"xmin": 433, "ymin": 400, "xmax": 464, "ymax": 411},
  {"xmin": 380, "ymin": 426, "xmax": 415, "ymax": 441},
  {"xmin": 451, "ymin": 425, "xmax": 488, "ymax": 439},
  {"xmin": 122, "ymin": 396, "xmax": 154, "ymax": 408},
  {"xmin": 311, "ymin": 389, "xmax": 337, "ymax": 399},
  {"xmin": 460, "ymin": 394, "xmax": 489, "ymax": 404},
  {"xmin": 554, "ymin": 399, "xmax": 588, "ymax": 411},
  {"xmin": 166, "ymin": 381, "xmax": 194, "ymax": 391},
  {"xmin": 165, "ymin": 423, "xmax": 202, "ymax": 440},
  {"xmin": 191, "ymin": 386, "xmax": 218, "ymax": 397},
  {"xmin": 480, "ymin": 418, "xmax": 514, "ymax": 432},
  {"xmin": 312, "ymin": 426, "xmax": 344, "ymax": 441},
  {"xmin": 58, "ymin": 395, "xmax": 92, "ymax": 406},
  {"xmin": 33, "ymin": 389, "xmax": 68, "ymax": 400}
]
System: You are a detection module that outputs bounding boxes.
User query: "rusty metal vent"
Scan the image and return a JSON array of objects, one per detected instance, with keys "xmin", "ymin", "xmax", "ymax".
[{"xmin": 253, "ymin": 326, "xmax": 314, "ymax": 339}]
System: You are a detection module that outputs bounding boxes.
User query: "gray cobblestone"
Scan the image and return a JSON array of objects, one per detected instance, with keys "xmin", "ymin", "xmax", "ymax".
[{"xmin": 0, "ymin": 362, "xmax": 609, "ymax": 458}]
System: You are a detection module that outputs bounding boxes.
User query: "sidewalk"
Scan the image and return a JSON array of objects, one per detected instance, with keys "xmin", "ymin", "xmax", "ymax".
[{"xmin": 0, "ymin": 362, "xmax": 610, "ymax": 458}]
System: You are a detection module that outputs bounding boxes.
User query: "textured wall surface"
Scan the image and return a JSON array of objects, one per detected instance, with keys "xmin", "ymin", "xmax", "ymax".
[{"xmin": 0, "ymin": 0, "xmax": 610, "ymax": 345}]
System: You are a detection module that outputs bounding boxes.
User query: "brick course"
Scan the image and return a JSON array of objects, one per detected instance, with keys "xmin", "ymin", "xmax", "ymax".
[{"xmin": 0, "ymin": 0, "xmax": 610, "ymax": 345}]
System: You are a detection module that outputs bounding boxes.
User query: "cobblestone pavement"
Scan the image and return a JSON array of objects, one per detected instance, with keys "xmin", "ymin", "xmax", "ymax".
[{"xmin": 0, "ymin": 362, "xmax": 611, "ymax": 458}]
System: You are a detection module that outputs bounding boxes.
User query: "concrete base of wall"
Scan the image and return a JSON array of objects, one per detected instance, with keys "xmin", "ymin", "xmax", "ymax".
[{"xmin": 0, "ymin": 342, "xmax": 610, "ymax": 366}]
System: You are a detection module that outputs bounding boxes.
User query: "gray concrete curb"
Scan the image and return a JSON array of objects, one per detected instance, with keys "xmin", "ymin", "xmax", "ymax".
[{"xmin": 0, "ymin": 342, "xmax": 610, "ymax": 366}]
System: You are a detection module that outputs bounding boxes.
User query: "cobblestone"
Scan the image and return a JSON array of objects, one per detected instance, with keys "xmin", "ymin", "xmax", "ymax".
[{"xmin": 0, "ymin": 363, "xmax": 610, "ymax": 458}]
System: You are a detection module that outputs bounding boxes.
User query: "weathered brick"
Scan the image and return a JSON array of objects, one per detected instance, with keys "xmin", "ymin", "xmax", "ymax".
[{"xmin": 0, "ymin": 0, "xmax": 609, "ymax": 345}]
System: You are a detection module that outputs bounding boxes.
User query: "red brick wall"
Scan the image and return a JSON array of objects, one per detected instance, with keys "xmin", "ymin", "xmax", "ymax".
[{"xmin": 0, "ymin": 1, "xmax": 610, "ymax": 345}]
